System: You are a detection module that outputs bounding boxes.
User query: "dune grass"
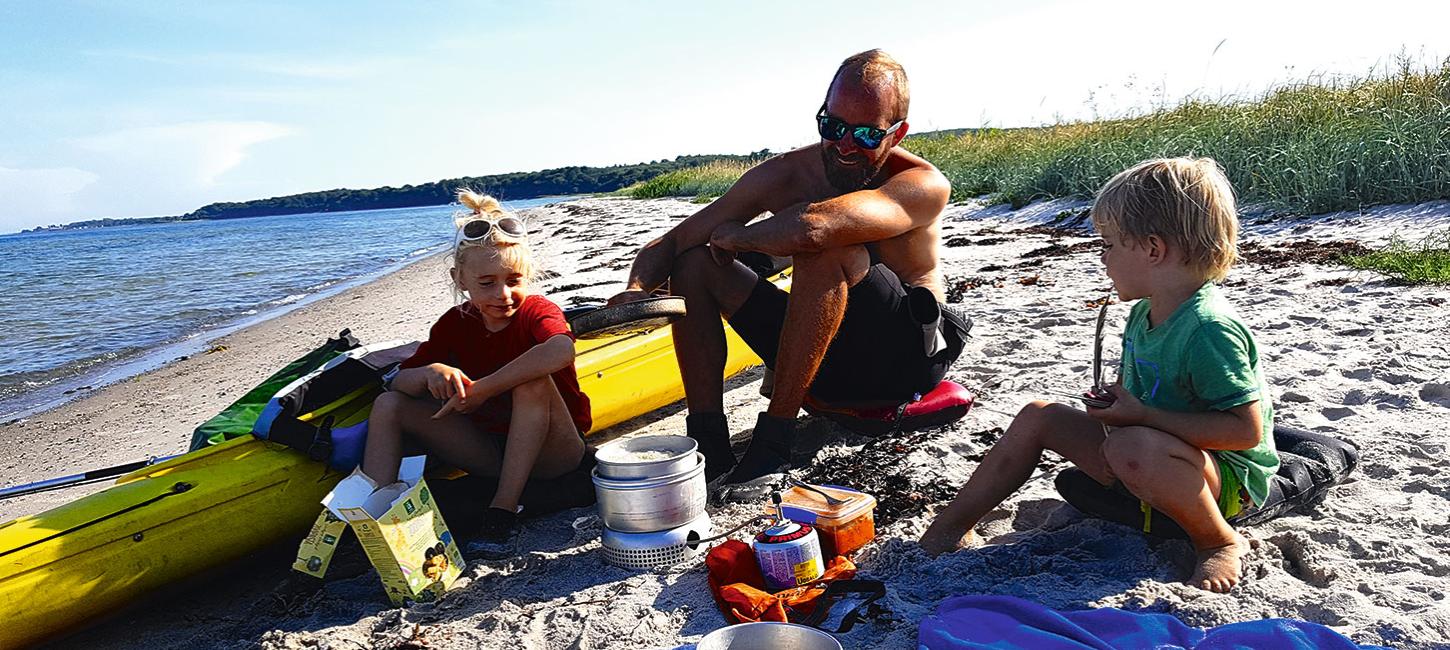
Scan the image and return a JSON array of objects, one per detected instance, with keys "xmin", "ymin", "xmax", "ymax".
[
  {"xmin": 626, "ymin": 57, "xmax": 1450, "ymax": 216},
  {"xmin": 617, "ymin": 161, "xmax": 755, "ymax": 202},
  {"xmin": 912, "ymin": 57, "xmax": 1450, "ymax": 213},
  {"xmin": 1344, "ymin": 229, "xmax": 1450, "ymax": 284}
]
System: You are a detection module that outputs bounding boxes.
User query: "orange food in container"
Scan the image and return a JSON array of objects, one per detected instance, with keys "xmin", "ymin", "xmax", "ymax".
[{"xmin": 770, "ymin": 485, "xmax": 876, "ymax": 558}]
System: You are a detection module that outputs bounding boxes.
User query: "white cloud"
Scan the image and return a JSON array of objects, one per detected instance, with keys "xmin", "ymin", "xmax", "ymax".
[
  {"xmin": 0, "ymin": 166, "xmax": 99, "ymax": 232},
  {"xmin": 0, "ymin": 121, "xmax": 303, "ymax": 230},
  {"xmin": 72, "ymin": 121, "xmax": 294, "ymax": 187}
]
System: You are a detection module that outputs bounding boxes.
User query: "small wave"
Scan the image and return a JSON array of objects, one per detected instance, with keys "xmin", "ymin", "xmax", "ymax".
[
  {"xmin": 270, "ymin": 293, "xmax": 308, "ymax": 306},
  {"xmin": 304, "ymin": 280, "xmax": 338, "ymax": 292}
]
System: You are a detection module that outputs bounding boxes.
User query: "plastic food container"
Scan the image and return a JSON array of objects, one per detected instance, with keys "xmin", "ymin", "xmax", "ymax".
[{"xmin": 769, "ymin": 485, "xmax": 876, "ymax": 558}]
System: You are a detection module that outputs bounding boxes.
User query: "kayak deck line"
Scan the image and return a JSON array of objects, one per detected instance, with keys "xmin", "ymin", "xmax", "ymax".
[{"xmin": 0, "ymin": 482, "xmax": 193, "ymax": 560}]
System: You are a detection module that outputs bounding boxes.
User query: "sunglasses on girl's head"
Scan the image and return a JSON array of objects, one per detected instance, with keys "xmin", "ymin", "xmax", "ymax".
[
  {"xmin": 816, "ymin": 105, "xmax": 904, "ymax": 149},
  {"xmin": 458, "ymin": 216, "xmax": 527, "ymax": 241}
]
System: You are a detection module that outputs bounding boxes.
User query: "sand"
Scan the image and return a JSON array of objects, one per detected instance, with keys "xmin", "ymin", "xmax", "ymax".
[{"xmin": 6, "ymin": 196, "xmax": 1449, "ymax": 649}]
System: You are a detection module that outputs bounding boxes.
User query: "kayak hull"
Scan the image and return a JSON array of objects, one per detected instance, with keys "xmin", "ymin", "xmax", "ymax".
[{"xmin": 0, "ymin": 307, "xmax": 768, "ymax": 648}]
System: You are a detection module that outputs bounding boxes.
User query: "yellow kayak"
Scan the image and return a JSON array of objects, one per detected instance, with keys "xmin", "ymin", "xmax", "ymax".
[{"xmin": 0, "ymin": 292, "xmax": 776, "ymax": 648}]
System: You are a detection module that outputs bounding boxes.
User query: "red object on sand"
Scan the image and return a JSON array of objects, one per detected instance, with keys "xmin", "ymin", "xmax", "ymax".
[
  {"xmin": 804, "ymin": 380, "xmax": 974, "ymax": 436},
  {"xmin": 705, "ymin": 540, "xmax": 857, "ymax": 624}
]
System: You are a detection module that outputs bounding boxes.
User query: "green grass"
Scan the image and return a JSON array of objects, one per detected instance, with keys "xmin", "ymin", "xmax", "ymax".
[
  {"xmin": 914, "ymin": 57, "xmax": 1450, "ymax": 212},
  {"xmin": 1345, "ymin": 229, "xmax": 1450, "ymax": 284},
  {"xmin": 625, "ymin": 56, "xmax": 1450, "ymax": 217},
  {"xmin": 618, "ymin": 161, "xmax": 756, "ymax": 201}
]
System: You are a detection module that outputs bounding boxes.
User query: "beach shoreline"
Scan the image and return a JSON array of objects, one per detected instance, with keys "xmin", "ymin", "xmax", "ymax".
[{"xmin": 5, "ymin": 196, "xmax": 1449, "ymax": 648}]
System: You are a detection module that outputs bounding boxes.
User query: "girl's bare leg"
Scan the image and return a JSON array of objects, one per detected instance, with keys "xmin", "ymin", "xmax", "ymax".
[
  {"xmin": 361, "ymin": 390, "xmax": 503, "ymax": 485},
  {"xmin": 490, "ymin": 375, "xmax": 585, "ymax": 513},
  {"xmin": 920, "ymin": 401, "xmax": 1112, "ymax": 555},
  {"xmin": 1102, "ymin": 426, "xmax": 1247, "ymax": 593}
]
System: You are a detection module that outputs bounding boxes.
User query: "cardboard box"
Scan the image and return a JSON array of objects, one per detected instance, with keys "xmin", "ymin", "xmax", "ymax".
[
  {"xmin": 298, "ymin": 457, "xmax": 466, "ymax": 605},
  {"xmin": 293, "ymin": 509, "xmax": 349, "ymax": 578}
]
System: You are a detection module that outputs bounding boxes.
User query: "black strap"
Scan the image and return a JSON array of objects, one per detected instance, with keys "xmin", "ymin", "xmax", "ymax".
[
  {"xmin": 798, "ymin": 579, "xmax": 887, "ymax": 632},
  {"xmin": 265, "ymin": 415, "xmax": 334, "ymax": 463}
]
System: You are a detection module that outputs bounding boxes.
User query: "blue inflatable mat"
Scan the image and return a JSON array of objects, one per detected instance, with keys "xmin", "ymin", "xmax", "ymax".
[{"xmin": 918, "ymin": 595, "xmax": 1387, "ymax": 649}]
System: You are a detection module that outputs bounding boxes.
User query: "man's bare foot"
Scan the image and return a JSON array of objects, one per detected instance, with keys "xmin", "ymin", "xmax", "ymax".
[
  {"xmin": 919, "ymin": 527, "xmax": 978, "ymax": 557},
  {"xmin": 1189, "ymin": 534, "xmax": 1249, "ymax": 593}
]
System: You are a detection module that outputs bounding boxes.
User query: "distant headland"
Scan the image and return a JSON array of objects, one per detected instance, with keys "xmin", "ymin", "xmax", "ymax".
[{"xmin": 20, "ymin": 151, "xmax": 773, "ymax": 233}]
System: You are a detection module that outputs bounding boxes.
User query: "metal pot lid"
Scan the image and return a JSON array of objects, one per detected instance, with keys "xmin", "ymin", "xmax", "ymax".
[
  {"xmin": 568, "ymin": 296, "xmax": 686, "ymax": 340},
  {"xmin": 756, "ymin": 521, "xmax": 813, "ymax": 543}
]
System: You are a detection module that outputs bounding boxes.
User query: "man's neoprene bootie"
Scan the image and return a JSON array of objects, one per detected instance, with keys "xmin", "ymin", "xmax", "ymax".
[
  {"xmin": 687, "ymin": 412, "xmax": 737, "ymax": 482},
  {"xmin": 723, "ymin": 412, "xmax": 794, "ymax": 485}
]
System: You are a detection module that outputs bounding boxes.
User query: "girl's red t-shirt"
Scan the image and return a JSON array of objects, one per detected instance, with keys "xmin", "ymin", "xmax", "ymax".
[{"xmin": 400, "ymin": 294, "xmax": 592, "ymax": 434}]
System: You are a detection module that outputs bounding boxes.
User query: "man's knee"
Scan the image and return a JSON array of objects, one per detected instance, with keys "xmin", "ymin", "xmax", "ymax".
[
  {"xmin": 794, "ymin": 244, "xmax": 870, "ymax": 285},
  {"xmin": 671, "ymin": 246, "xmax": 719, "ymax": 291}
]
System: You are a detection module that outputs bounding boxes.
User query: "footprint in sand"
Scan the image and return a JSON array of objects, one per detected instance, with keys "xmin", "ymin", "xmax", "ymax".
[
  {"xmin": 1342, "ymin": 368, "xmax": 1373, "ymax": 381},
  {"xmin": 1419, "ymin": 382, "xmax": 1450, "ymax": 407}
]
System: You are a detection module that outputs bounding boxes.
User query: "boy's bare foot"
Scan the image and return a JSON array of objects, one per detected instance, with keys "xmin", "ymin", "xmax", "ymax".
[
  {"xmin": 919, "ymin": 527, "xmax": 979, "ymax": 557},
  {"xmin": 1188, "ymin": 534, "xmax": 1248, "ymax": 593}
]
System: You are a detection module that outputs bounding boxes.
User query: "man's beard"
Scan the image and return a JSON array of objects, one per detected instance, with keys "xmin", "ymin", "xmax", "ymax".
[{"xmin": 820, "ymin": 146, "xmax": 883, "ymax": 192}]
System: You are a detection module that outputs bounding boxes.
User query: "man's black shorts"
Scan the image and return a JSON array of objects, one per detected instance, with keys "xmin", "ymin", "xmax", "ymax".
[{"xmin": 727, "ymin": 263, "xmax": 969, "ymax": 405}]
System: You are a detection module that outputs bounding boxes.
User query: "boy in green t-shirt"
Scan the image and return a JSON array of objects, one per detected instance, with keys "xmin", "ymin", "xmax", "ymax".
[{"xmin": 921, "ymin": 157, "xmax": 1277, "ymax": 593}]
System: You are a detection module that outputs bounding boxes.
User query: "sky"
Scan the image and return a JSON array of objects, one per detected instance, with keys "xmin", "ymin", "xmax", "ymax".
[{"xmin": 1, "ymin": 0, "xmax": 1447, "ymax": 233}]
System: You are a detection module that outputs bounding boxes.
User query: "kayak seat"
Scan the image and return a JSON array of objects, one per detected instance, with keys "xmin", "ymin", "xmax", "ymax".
[
  {"xmin": 804, "ymin": 380, "xmax": 975, "ymax": 436},
  {"xmin": 1054, "ymin": 425, "xmax": 1359, "ymax": 538}
]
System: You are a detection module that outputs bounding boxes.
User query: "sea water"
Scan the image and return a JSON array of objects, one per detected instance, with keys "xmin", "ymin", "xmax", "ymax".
[{"xmin": 0, "ymin": 197, "xmax": 569, "ymax": 419}]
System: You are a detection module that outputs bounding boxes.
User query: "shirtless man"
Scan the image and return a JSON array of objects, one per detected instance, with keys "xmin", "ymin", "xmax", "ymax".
[{"xmin": 611, "ymin": 50, "xmax": 968, "ymax": 485}]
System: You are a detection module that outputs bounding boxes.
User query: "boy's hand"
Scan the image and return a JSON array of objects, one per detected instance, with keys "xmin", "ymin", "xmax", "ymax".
[
  {"xmin": 424, "ymin": 364, "xmax": 471, "ymax": 401},
  {"xmin": 432, "ymin": 376, "xmax": 484, "ymax": 419},
  {"xmin": 1085, "ymin": 382, "xmax": 1145, "ymax": 426},
  {"xmin": 431, "ymin": 375, "xmax": 503, "ymax": 419}
]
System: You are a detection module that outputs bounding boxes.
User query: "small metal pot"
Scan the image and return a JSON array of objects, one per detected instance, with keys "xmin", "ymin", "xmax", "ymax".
[
  {"xmin": 595, "ymin": 435, "xmax": 698, "ymax": 480},
  {"xmin": 697, "ymin": 622, "xmax": 842, "ymax": 650},
  {"xmin": 592, "ymin": 453, "xmax": 706, "ymax": 533}
]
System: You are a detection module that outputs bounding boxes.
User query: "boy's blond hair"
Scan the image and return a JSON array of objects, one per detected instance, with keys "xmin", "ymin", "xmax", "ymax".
[
  {"xmin": 451, "ymin": 188, "xmax": 535, "ymax": 283},
  {"xmin": 1091, "ymin": 157, "xmax": 1240, "ymax": 282}
]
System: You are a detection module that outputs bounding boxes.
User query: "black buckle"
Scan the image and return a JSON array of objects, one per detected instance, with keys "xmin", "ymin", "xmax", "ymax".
[{"xmin": 305, "ymin": 416, "xmax": 335, "ymax": 462}]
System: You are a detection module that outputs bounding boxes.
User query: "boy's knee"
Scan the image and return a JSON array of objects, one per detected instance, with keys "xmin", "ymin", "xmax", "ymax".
[
  {"xmin": 373, "ymin": 390, "xmax": 409, "ymax": 414},
  {"xmin": 1008, "ymin": 400, "xmax": 1064, "ymax": 436},
  {"xmin": 1102, "ymin": 426, "xmax": 1162, "ymax": 478},
  {"xmin": 512, "ymin": 375, "xmax": 555, "ymax": 401}
]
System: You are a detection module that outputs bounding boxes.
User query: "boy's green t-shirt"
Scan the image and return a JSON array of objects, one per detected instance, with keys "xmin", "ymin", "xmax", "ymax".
[{"xmin": 1119, "ymin": 282, "xmax": 1279, "ymax": 505}]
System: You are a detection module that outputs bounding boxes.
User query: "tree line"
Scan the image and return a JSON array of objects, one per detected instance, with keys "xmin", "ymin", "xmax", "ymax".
[{"xmin": 186, "ymin": 152, "xmax": 772, "ymax": 220}]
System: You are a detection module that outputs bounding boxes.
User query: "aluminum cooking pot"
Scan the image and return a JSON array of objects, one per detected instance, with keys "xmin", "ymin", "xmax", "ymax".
[{"xmin": 592, "ymin": 453, "xmax": 706, "ymax": 533}]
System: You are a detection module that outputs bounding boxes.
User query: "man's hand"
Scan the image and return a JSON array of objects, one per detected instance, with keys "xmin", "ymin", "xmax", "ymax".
[
  {"xmin": 708, "ymin": 222, "xmax": 746, "ymax": 266},
  {"xmin": 606, "ymin": 289, "xmax": 653, "ymax": 307},
  {"xmin": 1085, "ymin": 382, "xmax": 1146, "ymax": 427}
]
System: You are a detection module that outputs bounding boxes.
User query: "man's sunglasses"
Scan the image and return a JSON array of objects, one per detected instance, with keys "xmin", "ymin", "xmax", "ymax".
[
  {"xmin": 457, "ymin": 216, "xmax": 527, "ymax": 242},
  {"xmin": 816, "ymin": 105, "xmax": 904, "ymax": 149}
]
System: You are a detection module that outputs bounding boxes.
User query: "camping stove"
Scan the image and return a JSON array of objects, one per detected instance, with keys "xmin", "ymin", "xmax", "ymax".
[{"xmin": 600, "ymin": 513, "xmax": 712, "ymax": 570}]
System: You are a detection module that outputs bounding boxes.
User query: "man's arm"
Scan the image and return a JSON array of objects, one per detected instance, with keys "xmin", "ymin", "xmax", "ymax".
[
  {"xmin": 717, "ymin": 164, "xmax": 950, "ymax": 257},
  {"xmin": 619, "ymin": 160, "xmax": 787, "ymax": 297}
]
